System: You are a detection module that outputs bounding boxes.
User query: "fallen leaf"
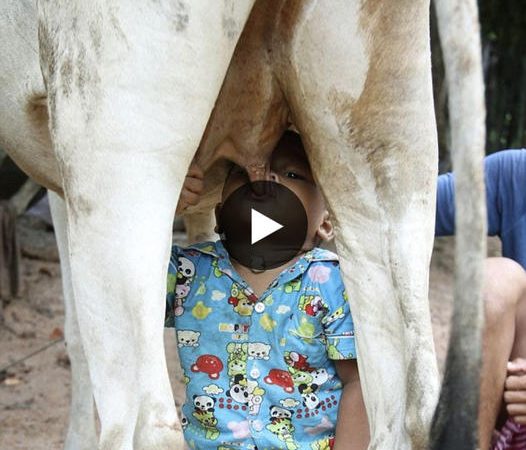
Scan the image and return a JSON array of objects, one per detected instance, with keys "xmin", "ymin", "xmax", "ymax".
[{"xmin": 49, "ymin": 327, "xmax": 63, "ymax": 340}]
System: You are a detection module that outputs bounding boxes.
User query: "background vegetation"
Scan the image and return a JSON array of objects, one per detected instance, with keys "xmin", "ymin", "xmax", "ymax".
[{"xmin": 433, "ymin": 0, "xmax": 526, "ymax": 171}]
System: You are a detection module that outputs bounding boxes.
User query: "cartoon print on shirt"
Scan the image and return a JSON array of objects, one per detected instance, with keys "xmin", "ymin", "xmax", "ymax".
[
  {"xmin": 283, "ymin": 278, "xmax": 301, "ymax": 294},
  {"xmin": 191, "ymin": 354, "xmax": 224, "ymax": 379},
  {"xmin": 193, "ymin": 394, "xmax": 216, "ymax": 412},
  {"xmin": 327, "ymin": 339, "xmax": 346, "ymax": 359},
  {"xmin": 269, "ymin": 405, "xmax": 293, "ymax": 419},
  {"xmin": 220, "ymin": 323, "xmax": 250, "ymax": 341},
  {"xmin": 192, "ymin": 301, "xmax": 212, "ymax": 320},
  {"xmin": 227, "ymin": 374, "xmax": 265, "ymax": 415},
  {"xmin": 259, "ymin": 313, "xmax": 277, "ymax": 331},
  {"xmin": 293, "ymin": 367, "xmax": 325, "ymax": 411},
  {"xmin": 226, "ymin": 342, "xmax": 248, "ymax": 378},
  {"xmin": 248, "ymin": 342, "xmax": 271, "ymax": 360},
  {"xmin": 310, "ymin": 434, "xmax": 335, "ymax": 450},
  {"xmin": 291, "ymin": 316, "xmax": 318, "ymax": 340},
  {"xmin": 192, "ymin": 395, "xmax": 220, "ymax": 440},
  {"xmin": 284, "ymin": 351, "xmax": 314, "ymax": 372},
  {"xmin": 228, "ymin": 283, "xmax": 257, "ymax": 316},
  {"xmin": 289, "ymin": 367, "xmax": 314, "ymax": 388},
  {"xmin": 174, "ymin": 256, "xmax": 196, "ymax": 316},
  {"xmin": 264, "ymin": 369, "xmax": 295, "ymax": 393},
  {"xmin": 310, "ymin": 368, "xmax": 330, "ymax": 386},
  {"xmin": 321, "ymin": 305, "xmax": 345, "ymax": 326},
  {"xmin": 211, "ymin": 259, "xmax": 223, "ymax": 278},
  {"xmin": 177, "ymin": 330, "xmax": 201, "ymax": 347},
  {"xmin": 305, "ymin": 415, "xmax": 335, "ymax": 436},
  {"xmin": 283, "ymin": 351, "xmax": 330, "ymax": 411},
  {"xmin": 227, "ymin": 420, "xmax": 251, "ymax": 440},
  {"xmin": 203, "ymin": 384, "xmax": 224, "ymax": 395},
  {"xmin": 299, "ymin": 295, "xmax": 328, "ymax": 317},
  {"xmin": 218, "ymin": 442, "xmax": 257, "ymax": 450},
  {"xmin": 266, "ymin": 416, "xmax": 299, "ymax": 450},
  {"xmin": 280, "ymin": 398, "xmax": 300, "ymax": 408},
  {"xmin": 299, "ymin": 388, "xmax": 321, "ymax": 410}
]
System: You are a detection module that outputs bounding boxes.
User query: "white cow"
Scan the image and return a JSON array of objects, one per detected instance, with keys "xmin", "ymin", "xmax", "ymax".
[{"xmin": 0, "ymin": 0, "xmax": 485, "ymax": 449}]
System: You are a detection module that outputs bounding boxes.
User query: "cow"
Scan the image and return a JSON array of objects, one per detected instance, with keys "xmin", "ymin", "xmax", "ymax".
[{"xmin": 0, "ymin": 0, "xmax": 485, "ymax": 449}]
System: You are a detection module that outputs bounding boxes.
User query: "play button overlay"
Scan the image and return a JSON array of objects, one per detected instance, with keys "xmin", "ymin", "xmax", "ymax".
[
  {"xmin": 218, "ymin": 181, "xmax": 308, "ymax": 270},
  {"xmin": 251, "ymin": 209, "xmax": 283, "ymax": 245}
]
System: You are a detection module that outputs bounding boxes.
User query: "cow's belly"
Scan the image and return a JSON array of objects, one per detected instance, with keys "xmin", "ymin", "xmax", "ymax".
[{"xmin": 0, "ymin": 0, "xmax": 62, "ymax": 193}]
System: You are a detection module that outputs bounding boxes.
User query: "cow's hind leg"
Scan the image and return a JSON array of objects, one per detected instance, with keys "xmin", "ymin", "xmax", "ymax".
[
  {"xmin": 38, "ymin": 1, "xmax": 255, "ymax": 448},
  {"xmin": 49, "ymin": 191, "xmax": 98, "ymax": 450},
  {"xmin": 279, "ymin": 1, "xmax": 439, "ymax": 448}
]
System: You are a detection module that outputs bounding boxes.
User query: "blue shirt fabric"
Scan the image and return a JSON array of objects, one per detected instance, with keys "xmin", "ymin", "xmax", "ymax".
[
  {"xmin": 436, "ymin": 149, "xmax": 526, "ymax": 269},
  {"xmin": 165, "ymin": 241, "xmax": 356, "ymax": 450}
]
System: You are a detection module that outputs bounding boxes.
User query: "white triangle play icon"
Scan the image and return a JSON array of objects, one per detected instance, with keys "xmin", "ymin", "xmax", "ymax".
[{"xmin": 251, "ymin": 209, "xmax": 284, "ymax": 245}]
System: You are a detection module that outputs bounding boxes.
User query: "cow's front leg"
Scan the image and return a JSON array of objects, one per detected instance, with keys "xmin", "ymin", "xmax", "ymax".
[
  {"xmin": 281, "ymin": 1, "xmax": 439, "ymax": 448},
  {"xmin": 49, "ymin": 191, "xmax": 98, "ymax": 450},
  {"xmin": 38, "ymin": 1, "xmax": 255, "ymax": 448},
  {"xmin": 59, "ymin": 155, "xmax": 184, "ymax": 450}
]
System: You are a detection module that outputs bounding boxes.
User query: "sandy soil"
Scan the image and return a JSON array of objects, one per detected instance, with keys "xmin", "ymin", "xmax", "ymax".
[{"xmin": 0, "ymin": 218, "xmax": 500, "ymax": 449}]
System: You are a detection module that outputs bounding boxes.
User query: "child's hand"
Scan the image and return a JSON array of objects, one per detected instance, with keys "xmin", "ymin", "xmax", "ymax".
[
  {"xmin": 504, "ymin": 358, "xmax": 526, "ymax": 424},
  {"xmin": 176, "ymin": 163, "xmax": 204, "ymax": 214}
]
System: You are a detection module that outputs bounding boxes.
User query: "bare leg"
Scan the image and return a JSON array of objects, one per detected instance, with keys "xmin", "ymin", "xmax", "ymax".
[
  {"xmin": 479, "ymin": 257, "xmax": 526, "ymax": 449},
  {"xmin": 49, "ymin": 191, "xmax": 98, "ymax": 450}
]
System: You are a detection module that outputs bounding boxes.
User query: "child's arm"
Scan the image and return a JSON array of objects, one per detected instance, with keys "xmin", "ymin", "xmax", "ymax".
[
  {"xmin": 504, "ymin": 358, "xmax": 526, "ymax": 423},
  {"xmin": 333, "ymin": 359, "xmax": 369, "ymax": 450},
  {"xmin": 175, "ymin": 162, "xmax": 204, "ymax": 214}
]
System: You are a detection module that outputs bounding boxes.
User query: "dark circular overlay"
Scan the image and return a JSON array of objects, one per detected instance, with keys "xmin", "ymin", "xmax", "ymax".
[{"xmin": 218, "ymin": 181, "xmax": 308, "ymax": 270}]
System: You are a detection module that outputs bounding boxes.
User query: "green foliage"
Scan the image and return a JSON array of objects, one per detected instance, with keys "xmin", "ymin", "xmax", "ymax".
[
  {"xmin": 479, "ymin": 0, "xmax": 526, "ymax": 151},
  {"xmin": 432, "ymin": 0, "xmax": 526, "ymax": 167}
]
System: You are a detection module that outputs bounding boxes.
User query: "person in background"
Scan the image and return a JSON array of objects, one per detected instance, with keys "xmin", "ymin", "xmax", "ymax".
[{"xmin": 436, "ymin": 149, "xmax": 526, "ymax": 449}]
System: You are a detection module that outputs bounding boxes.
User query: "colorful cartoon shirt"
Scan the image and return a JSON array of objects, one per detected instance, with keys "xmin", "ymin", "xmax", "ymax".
[{"xmin": 165, "ymin": 241, "xmax": 356, "ymax": 450}]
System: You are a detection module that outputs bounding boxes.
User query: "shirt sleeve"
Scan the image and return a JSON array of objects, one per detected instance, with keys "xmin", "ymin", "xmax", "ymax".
[
  {"xmin": 435, "ymin": 149, "xmax": 526, "ymax": 269},
  {"xmin": 485, "ymin": 149, "xmax": 526, "ymax": 268},
  {"xmin": 165, "ymin": 244, "xmax": 181, "ymax": 328},
  {"xmin": 435, "ymin": 155, "xmax": 503, "ymax": 237},
  {"xmin": 315, "ymin": 262, "xmax": 356, "ymax": 360},
  {"xmin": 435, "ymin": 172, "xmax": 456, "ymax": 236}
]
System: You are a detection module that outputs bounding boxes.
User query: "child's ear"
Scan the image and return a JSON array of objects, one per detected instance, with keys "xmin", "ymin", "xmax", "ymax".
[
  {"xmin": 214, "ymin": 203, "xmax": 223, "ymax": 234},
  {"xmin": 316, "ymin": 210, "xmax": 334, "ymax": 242}
]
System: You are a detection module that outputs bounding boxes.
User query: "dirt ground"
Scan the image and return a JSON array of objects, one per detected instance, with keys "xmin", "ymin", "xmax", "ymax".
[{"xmin": 0, "ymin": 217, "xmax": 501, "ymax": 449}]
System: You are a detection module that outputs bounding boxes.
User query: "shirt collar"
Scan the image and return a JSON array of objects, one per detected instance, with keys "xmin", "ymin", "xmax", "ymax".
[{"xmin": 187, "ymin": 240, "xmax": 338, "ymax": 292}]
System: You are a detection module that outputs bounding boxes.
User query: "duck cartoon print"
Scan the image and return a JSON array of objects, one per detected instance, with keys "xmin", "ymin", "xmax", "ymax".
[{"xmin": 228, "ymin": 283, "xmax": 257, "ymax": 316}]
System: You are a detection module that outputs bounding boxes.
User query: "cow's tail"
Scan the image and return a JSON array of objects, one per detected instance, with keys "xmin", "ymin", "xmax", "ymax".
[{"xmin": 429, "ymin": 0, "xmax": 487, "ymax": 449}]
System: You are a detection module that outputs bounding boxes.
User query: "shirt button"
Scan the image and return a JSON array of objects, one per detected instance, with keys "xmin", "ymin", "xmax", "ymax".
[
  {"xmin": 250, "ymin": 367, "xmax": 260, "ymax": 379},
  {"xmin": 254, "ymin": 302, "xmax": 265, "ymax": 313}
]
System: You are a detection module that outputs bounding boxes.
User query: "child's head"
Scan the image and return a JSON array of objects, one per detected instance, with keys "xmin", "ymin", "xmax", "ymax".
[{"xmin": 219, "ymin": 131, "xmax": 334, "ymax": 251}]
